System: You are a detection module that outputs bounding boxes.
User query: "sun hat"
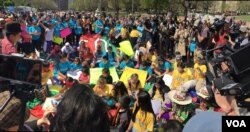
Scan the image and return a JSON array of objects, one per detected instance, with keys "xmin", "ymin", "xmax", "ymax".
[{"xmin": 168, "ymin": 90, "xmax": 192, "ymax": 105}]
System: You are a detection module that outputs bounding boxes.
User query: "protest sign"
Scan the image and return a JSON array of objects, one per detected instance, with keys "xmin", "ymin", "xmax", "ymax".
[
  {"xmin": 53, "ymin": 37, "xmax": 63, "ymax": 45},
  {"xmin": 60, "ymin": 28, "xmax": 72, "ymax": 38},
  {"xmin": 119, "ymin": 40, "xmax": 134, "ymax": 57}
]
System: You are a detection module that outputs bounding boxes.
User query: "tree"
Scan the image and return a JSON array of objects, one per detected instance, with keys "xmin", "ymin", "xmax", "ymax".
[{"xmin": 238, "ymin": 1, "xmax": 250, "ymax": 13}]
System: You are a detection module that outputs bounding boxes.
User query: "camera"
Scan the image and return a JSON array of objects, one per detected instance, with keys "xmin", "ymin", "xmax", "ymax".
[{"xmin": 205, "ymin": 44, "xmax": 250, "ymax": 107}]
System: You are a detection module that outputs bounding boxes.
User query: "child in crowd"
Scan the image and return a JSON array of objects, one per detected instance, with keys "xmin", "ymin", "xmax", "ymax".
[
  {"xmin": 104, "ymin": 46, "xmax": 116, "ymax": 65},
  {"xmin": 99, "ymin": 56, "xmax": 112, "ymax": 69},
  {"xmin": 94, "ymin": 45, "xmax": 104, "ymax": 62},
  {"xmin": 114, "ymin": 96, "xmax": 132, "ymax": 132},
  {"xmin": 171, "ymin": 62, "xmax": 192, "ymax": 90},
  {"xmin": 127, "ymin": 73, "xmax": 142, "ymax": 98},
  {"xmin": 93, "ymin": 77, "xmax": 113, "ymax": 97},
  {"xmin": 42, "ymin": 61, "xmax": 55, "ymax": 85},
  {"xmin": 99, "ymin": 68, "xmax": 113, "ymax": 84},
  {"xmin": 40, "ymin": 22, "xmax": 54, "ymax": 53},
  {"xmin": 54, "ymin": 54, "xmax": 71, "ymax": 82},
  {"xmin": 79, "ymin": 68, "xmax": 90, "ymax": 84},
  {"xmin": 70, "ymin": 57, "xmax": 82, "ymax": 71}
]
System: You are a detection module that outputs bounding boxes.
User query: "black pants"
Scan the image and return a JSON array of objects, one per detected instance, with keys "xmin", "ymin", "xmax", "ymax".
[
  {"xmin": 76, "ymin": 34, "xmax": 82, "ymax": 46},
  {"xmin": 20, "ymin": 42, "xmax": 34, "ymax": 55},
  {"xmin": 32, "ymin": 39, "xmax": 41, "ymax": 51},
  {"xmin": 130, "ymin": 37, "xmax": 138, "ymax": 48}
]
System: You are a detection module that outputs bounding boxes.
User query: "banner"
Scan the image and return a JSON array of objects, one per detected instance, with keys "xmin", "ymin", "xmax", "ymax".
[
  {"xmin": 90, "ymin": 67, "xmax": 119, "ymax": 84},
  {"xmin": 53, "ymin": 37, "xmax": 63, "ymax": 45},
  {"xmin": 60, "ymin": 28, "xmax": 72, "ymax": 38},
  {"xmin": 119, "ymin": 40, "xmax": 134, "ymax": 57},
  {"xmin": 80, "ymin": 34, "xmax": 101, "ymax": 53},
  {"xmin": 120, "ymin": 67, "xmax": 148, "ymax": 88}
]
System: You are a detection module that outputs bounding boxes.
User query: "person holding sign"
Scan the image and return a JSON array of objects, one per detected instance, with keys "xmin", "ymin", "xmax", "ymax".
[{"xmin": 127, "ymin": 74, "xmax": 142, "ymax": 98}]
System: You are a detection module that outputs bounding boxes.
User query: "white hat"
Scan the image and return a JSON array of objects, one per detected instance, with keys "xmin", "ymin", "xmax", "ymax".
[
  {"xmin": 168, "ymin": 90, "xmax": 192, "ymax": 105},
  {"xmin": 65, "ymin": 42, "xmax": 70, "ymax": 46}
]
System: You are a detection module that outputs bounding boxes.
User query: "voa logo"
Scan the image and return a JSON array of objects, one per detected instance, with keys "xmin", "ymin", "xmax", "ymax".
[{"xmin": 226, "ymin": 120, "xmax": 246, "ymax": 127}]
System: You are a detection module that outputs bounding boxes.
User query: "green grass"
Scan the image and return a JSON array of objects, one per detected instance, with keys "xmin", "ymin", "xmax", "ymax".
[{"xmin": 234, "ymin": 15, "xmax": 250, "ymax": 22}]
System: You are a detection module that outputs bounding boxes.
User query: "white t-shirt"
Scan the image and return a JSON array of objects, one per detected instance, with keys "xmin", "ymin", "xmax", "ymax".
[{"xmin": 45, "ymin": 28, "xmax": 54, "ymax": 41}]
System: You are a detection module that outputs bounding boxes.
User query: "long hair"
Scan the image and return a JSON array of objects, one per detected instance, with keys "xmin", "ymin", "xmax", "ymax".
[
  {"xmin": 113, "ymin": 81, "xmax": 128, "ymax": 98},
  {"xmin": 132, "ymin": 89, "xmax": 155, "ymax": 122},
  {"xmin": 54, "ymin": 84, "xmax": 110, "ymax": 132},
  {"xmin": 151, "ymin": 78, "xmax": 165, "ymax": 101}
]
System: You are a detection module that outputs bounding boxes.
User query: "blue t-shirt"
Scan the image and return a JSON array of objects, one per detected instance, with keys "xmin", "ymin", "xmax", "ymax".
[
  {"xmin": 139, "ymin": 66, "xmax": 153, "ymax": 75},
  {"xmin": 115, "ymin": 24, "xmax": 122, "ymax": 35},
  {"xmin": 104, "ymin": 26, "xmax": 110, "ymax": 36},
  {"xmin": 137, "ymin": 26, "xmax": 144, "ymax": 34},
  {"xmin": 105, "ymin": 52, "xmax": 116, "ymax": 63},
  {"xmin": 75, "ymin": 25, "xmax": 83, "ymax": 35},
  {"xmin": 159, "ymin": 61, "xmax": 172, "ymax": 71},
  {"xmin": 99, "ymin": 61, "xmax": 112, "ymax": 69},
  {"xmin": 28, "ymin": 26, "xmax": 41, "ymax": 40},
  {"xmin": 69, "ymin": 19, "xmax": 76, "ymax": 29},
  {"xmin": 95, "ymin": 20, "xmax": 104, "ymax": 34},
  {"xmin": 58, "ymin": 61, "xmax": 71, "ymax": 74},
  {"xmin": 54, "ymin": 24, "xmax": 63, "ymax": 37},
  {"xmin": 120, "ymin": 61, "xmax": 134, "ymax": 70},
  {"xmin": 62, "ymin": 22, "xmax": 69, "ymax": 28},
  {"xmin": 70, "ymin": 63, "xmax": 82, "ymax": 71}
]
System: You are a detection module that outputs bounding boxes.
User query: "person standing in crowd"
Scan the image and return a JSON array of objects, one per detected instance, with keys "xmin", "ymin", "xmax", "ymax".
[
  {"xmin": 95, "ymin": 15, "xmax": 104, "ymax": 34},
  {"xmin": 75, "ymin": 19, "xmax": 83, "ymax": 46},
  {"xmin": 130, "ymin": 25, "xmax": 140, "ymax": 48},
  {"xmin": 174, "ymin": 23, "xmax": 188, "ymax": 58},
  {"xmin": 39, "ymin": 22, "xmax": 54, "ymax": 53},
  {"xmin": 1, "ymin": 22, "xmax": 22, "ymax": 55},
  {"xmin": 20, "ymin": 14, "xmax": 33, "ymax": 55},
  {"xmin": 29, "ymin": 20, "xmax": 42, "ymax": 52},
  {"xmin": 126, "ymin": 90, "xmax": 155, "ymax": 132}
]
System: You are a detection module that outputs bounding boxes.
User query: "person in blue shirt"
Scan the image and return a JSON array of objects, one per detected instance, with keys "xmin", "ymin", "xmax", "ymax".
[
  {"xmin": 54, "ymin": 20, "xmax": 63, "ymax": 37},
  {"xmin": 29, "ymin": 20, "xmax": 41, "ymax": 51},
  {"xmin": 119, "ymin": 55, "xmax": 134, "ymax": 71},
  {"xmin": 104, "ymin": 46, "xmax": 116, "ymax": 65},
  {"xmin": 55, "ymin": 54, "xmax": 71, "ymax": 81},
  {"xmin": 139, "ymin": 61, "xmax": 153, "ymax": 82},
  {"xmin": 70, "ymin": 57, "xmax": 83, "ymax": 71},
  {"xmin": 99, "ymin": 56, "xmax": 112, "ymax": 69},
  {"xmin": 94, "ymin": 45, "xmax": 104, "ymax": 62},
  {"xmin": 95, "ymin": 16, "xmax": 104, "ymax": 34},
  {"xmin": 69, "ymin": 16, "xmax": 77, "ymax": 44},
  {"xmin": 154, "ymin": 56, "xmax": 173, "ymax": 77},
  {"xmin": 103, "ymin": 21, "xmax": 110, "ymax": 36},
  {"xmin": 75, "ymin": 20, "xmax": 83, "ymax": 46}
]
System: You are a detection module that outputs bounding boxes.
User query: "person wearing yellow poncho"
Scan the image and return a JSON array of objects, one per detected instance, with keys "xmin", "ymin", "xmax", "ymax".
[{"xmin": 171, "ymin": 62, "xmax": 192, "ymax": 90}]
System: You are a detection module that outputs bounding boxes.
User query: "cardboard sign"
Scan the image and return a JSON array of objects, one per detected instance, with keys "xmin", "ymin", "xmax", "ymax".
[
  {"xmin": 119, "ymin": 40, "xmax": 134, "ymax": 57},
  {"xmin": 90, "ymin": 67, "xmax": 119, "ymax": 84},
  {"xmin": 120, "ymin": 67, "xmax": 148, "ymax": 88},
  {"xmin": 60, "ymin": 28, "xmax": 72, "ymax": 38},
  {"xmin": 53, "ymin": 37, "xmax": 63, "ymax": 45}
]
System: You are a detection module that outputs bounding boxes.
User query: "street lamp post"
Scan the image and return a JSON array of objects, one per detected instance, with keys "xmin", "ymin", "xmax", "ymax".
[{"xmin": 132, "ymin": 0, "xmax": 134, "ymax": 14}]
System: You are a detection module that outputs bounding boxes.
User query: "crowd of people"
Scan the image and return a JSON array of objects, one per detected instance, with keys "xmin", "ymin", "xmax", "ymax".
[{"xmin": 0, "ymin": 10, "xmax": 250, "ymax": 131}]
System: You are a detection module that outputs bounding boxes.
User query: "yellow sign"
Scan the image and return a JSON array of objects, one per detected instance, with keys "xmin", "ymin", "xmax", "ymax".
[
  {"xmin": 53, "ymin": 37, "xmax": 63, "ymax": 45},
  {"xmin": 119, "ymin": 40, "xmax": 134, "ymax": 57},
  {"xmin": 120, "ymin": 67, "xmax": 148, "ymax": 88}
]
